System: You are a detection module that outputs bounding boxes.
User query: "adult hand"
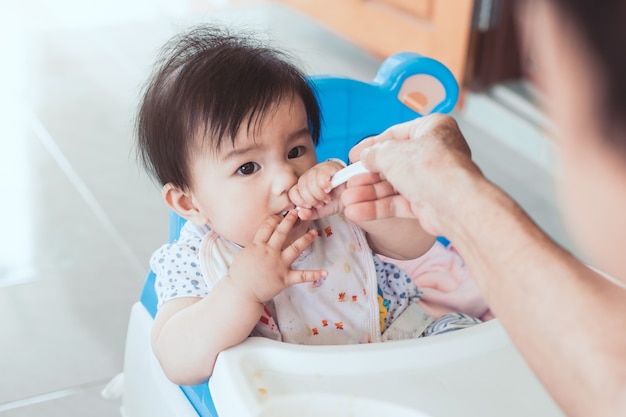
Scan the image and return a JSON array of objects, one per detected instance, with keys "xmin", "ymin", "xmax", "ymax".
[{"xmin": 342, "ymin": 114, "xmax": 481, "ymax": 237}]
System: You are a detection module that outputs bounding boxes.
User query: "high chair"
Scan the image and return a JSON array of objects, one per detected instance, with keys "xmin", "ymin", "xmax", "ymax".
[{"xmin": 119, "ymin": 52, "xmax": 564, "ymax": 417}]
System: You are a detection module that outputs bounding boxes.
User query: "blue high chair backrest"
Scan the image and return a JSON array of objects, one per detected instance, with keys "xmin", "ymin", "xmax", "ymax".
[{"xmin": 139, "ymin": 52, "xmax": 458, "ymax": 417}]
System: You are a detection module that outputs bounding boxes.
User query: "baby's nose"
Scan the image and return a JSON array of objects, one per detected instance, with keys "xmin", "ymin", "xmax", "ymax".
[{"xmin": 271, "ymin": 164, "xmax": 299, "ymax": 195}]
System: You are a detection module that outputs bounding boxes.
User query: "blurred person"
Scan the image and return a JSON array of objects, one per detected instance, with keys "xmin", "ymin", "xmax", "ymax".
[{"xmin": 342, "ymin": 1, "xmax": 626, "ymax": 416}]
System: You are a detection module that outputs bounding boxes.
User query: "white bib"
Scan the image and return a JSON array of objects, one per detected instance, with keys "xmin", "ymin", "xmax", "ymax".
[{"xmin": 199, "ymin": 215, "xmax": 381, "ymax": 345}]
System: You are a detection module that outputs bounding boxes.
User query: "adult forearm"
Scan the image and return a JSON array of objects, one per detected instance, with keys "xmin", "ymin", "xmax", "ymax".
[{"xmin": 443, "ymin": 174, "xmax": 626, "ymax": 416}]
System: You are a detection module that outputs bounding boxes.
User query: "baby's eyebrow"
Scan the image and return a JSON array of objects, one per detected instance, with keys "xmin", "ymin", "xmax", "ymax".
[
  {"xmin": 287, "ymin": 127, "xmax": 310, "ymax": 142},
  {"xmin": 222, "ymin": 126, "xmax": 310, "ymax": 160},
  {"xmin": 222, "ymin": 145, "xmax": 258, "ymax": 161}
]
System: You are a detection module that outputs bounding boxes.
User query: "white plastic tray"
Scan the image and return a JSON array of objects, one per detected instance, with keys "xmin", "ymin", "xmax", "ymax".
[{"xmin": 210, "ymin": 320, "xmax": 564, "ymax": 417}]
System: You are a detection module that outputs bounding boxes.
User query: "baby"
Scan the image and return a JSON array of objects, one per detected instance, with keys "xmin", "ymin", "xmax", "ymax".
[{"xmin": 136, "ymin": 25, "xmax": 481, "ymax": 385}]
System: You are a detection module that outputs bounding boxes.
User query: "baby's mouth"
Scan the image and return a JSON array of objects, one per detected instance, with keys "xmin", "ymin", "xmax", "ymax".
[{"xmin": 279, "ymin": 206, "xmax": 297, "ymax": 217}]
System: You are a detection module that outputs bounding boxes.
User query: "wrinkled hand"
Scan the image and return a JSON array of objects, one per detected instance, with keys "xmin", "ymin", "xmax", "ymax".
[
  {"xmin": 342, "ymin": 114, "xmax": 480, "ymax": 236},
  {"xmin": 288, "ymin": 160, "xmax": 346, "ymax": 220},
  {"xmin": 228, "ymin": 211, "xmax": 327, "ymax": 303}
]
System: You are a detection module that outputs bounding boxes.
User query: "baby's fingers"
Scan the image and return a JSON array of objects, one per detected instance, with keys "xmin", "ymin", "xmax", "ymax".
[
  {"xmin": 288, "ymin": 186, "xmax": 311, "ymax": 210},
  {"xmin": 294, "ymin": 179, "xmax": 328, "ymax": 209},
  {"xmin": 253, "ymin": 214, "xmax": 282, "ymax": 244},
  {"xmin": 305, "ymin": 164, "xmax": 340, "ymax": 200},
  {"xmin": 285, "ymin": 268, "xmax": 328, "ymax": 286},
  {"xmin": 266, "ymin": 210, "xmax": 299, "ymax": 248},
  {"xmin": 281, "ymin": 228, "xmax": 318, "ymax": 264}
]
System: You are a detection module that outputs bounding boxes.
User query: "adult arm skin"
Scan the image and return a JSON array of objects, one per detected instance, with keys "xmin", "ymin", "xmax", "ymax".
[{"xmin": 343, "ymin": 114, "xmax": 626, "ymax": 417}]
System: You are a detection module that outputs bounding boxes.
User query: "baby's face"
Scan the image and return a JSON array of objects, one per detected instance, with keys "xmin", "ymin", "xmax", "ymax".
[{"xmin": 187, "ymin": 96, "xmax": 317, "ymax": 247}]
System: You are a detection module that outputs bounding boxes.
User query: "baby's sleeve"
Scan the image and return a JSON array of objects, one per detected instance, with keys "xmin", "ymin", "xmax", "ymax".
[{"xmin": 150, "ymin": 223, "xmax": 209, "ymax": 308}]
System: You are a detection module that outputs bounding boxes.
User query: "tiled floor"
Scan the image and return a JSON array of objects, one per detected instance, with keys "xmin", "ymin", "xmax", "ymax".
[{"xmin": 1, "ymin": 1, "xmax": 571, "ymax": 415}]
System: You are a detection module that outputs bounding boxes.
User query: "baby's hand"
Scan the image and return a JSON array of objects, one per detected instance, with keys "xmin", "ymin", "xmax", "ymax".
[
  {"xmin": 228, "ymin": 211, "xmax": 327, "ymax": 303},
  {"xmin": 289, "ymin": 160, "xmax": 345, "ymax": 220}
]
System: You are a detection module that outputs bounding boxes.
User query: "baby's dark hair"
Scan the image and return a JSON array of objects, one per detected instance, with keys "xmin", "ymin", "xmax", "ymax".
[{"xmin": 136, "ymin": 24, "xmax": 321, "ymax": 190}]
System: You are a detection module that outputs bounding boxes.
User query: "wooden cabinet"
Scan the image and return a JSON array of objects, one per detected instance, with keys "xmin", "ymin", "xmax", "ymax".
[{"xmin": 277, "ymin": 0, "xmax": 475, "ymax": 85}]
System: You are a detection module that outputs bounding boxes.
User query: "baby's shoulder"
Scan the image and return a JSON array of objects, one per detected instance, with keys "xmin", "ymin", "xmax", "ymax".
[{"xmin": 149, "ymin": 222, "xmax": 211, "ymax": 265}]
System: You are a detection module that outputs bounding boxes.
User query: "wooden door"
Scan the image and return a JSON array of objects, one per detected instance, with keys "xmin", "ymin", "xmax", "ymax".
[
  {"xmin": 467, "ymin": 0, "xmax": 523, "ymax": 90},
  {"xmin": 277, "ymin": 0, "xmax": 475, "ymax": 85}
]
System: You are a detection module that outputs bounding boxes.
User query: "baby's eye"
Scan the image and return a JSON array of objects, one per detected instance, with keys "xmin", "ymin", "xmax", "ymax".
[
  {"xmin": 236, "ymin": 162, "xmax": 260, "ymax": 176},
  {"xmin": 287, "ymin": 146, "xmax": 305, "ymax": 159}
]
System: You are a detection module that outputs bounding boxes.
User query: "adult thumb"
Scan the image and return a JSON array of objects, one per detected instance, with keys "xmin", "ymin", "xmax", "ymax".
[{"xmin": 360, "ymin": 141, "xmax": 397, "ymax": 176}]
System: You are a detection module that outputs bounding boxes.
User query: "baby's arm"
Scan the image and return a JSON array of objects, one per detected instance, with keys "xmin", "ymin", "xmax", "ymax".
[
  {"xmin": 357, "ymin": 213, "xmax": 436, "ymax": 260},
  {"xmin": 151, "ymin": 212, "xmax": 326, "ymax": 385},
  {"xmin": 151, "ymin": 279, "xmax": 264, "ymax": 385}
]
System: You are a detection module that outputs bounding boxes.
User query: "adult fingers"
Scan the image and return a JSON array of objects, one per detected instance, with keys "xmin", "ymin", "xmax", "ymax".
[
  {"xmin": 341, "ymin": 179, "xmax": 399, "ymax": 222},
  {"xmin": 359, "ymin": 139, "xmax": 406, "ymax": 178},
  {"xmin": 342, "ymin": 177, "xmax": 396, "ymax": 205},
  {"xmin": 348, "ymin": 118, "xmax": 419, "ymax": 162},
  {"xmin": 349, "ymin": 136, "xmax": 377, "ymax": 163},
  {"xmin": 343, "ymin": 194, "xmax": 416, "ymax": 222}
]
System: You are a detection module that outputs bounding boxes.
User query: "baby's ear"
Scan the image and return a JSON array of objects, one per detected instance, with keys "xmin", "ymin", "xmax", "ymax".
[{"xmin": 162, "ymin": 183, "xmax": 209, "ymax": 225}]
